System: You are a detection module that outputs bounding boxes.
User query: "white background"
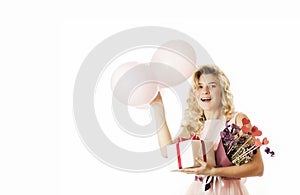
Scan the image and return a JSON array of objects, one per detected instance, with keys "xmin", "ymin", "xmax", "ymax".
[{"xmin": 1, "ymin": 1, "xmax": 300, "ymax": 194}]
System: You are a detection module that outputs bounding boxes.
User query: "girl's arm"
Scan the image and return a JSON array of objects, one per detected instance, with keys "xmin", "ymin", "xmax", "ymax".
[
  {"xmin": 180, "ymin": 113, "xmax": 264, "ymax": 178},
  {"xmin": 182, "ymin": 148, "xmax": 264, "ymax": 178},
  {"xmin": 150, "ymin": 92, "xmax": 172, "ymax": 149},
  {"xmin": 150, "ymin": 92, "xmax": 189, "ymax": 157},
  {"xmin": 210, "ymin": 149, "xmax": 264, "ymax": 177}
]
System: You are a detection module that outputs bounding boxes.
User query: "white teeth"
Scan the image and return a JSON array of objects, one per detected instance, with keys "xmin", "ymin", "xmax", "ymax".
[{"xmin": 201, "ymin": 97, "xmax": 211, "ymax": 101}]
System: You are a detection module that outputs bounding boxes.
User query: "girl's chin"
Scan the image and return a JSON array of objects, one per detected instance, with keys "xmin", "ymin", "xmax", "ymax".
[
  {"xmin": 197, "ymin": 101, "xmax": 219, "ymax": 110},
  {"xmin": 200, "ymin": 105, "xmax": 219, "ymax": 111},
  {"xmin": 199, "ymin": 102, "xmax": 212, "ymax": 108}
]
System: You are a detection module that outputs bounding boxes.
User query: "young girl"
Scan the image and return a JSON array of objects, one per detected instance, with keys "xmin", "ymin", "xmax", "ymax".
[{"xmin": 150, "ymin": 64, "xmax": 264, "ymax": 195}]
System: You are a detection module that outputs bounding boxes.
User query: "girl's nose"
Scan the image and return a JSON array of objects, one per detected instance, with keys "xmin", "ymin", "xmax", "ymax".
[{"xmin": 201, "ymin": 86, "xmax": 210, "ymax": 94}]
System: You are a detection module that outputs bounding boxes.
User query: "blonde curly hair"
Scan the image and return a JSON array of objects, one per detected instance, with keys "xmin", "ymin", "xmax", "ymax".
[{"xmin": 181, "ymin": 64, "xmax": 235, "ymax": 136}]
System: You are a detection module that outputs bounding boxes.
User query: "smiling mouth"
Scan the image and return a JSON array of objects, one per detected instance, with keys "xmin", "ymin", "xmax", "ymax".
[{"xmin": 201, "ymin": 97, "xmax": 211, "ymax": 102}]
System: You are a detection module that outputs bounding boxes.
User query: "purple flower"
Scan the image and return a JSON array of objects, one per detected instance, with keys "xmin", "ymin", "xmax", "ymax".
[
  {"xmin": 231, "ymin": 123, "xmax": 241, "ymax": 131},
  {"xmin": 264, "ymin": 147, "xmax": 275, "ymax": 157},
  {"xmin": 229, "ymin": 140, "xmax": 235, "ymax": 148}
]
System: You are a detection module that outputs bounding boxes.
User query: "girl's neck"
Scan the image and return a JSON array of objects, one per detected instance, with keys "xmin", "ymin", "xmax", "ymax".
[{"xmin": 204, "ymin": 110, "xmax": 223, "ymax": 120}]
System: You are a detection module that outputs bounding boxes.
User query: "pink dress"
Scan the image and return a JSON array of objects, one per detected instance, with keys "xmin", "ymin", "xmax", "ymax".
[{"xmin": 185, "ymin": 115, "xmax": 249, "ymax": 195}]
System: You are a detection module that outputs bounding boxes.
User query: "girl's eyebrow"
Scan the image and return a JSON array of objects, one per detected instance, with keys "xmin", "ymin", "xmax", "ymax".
[{"xmin": 198, "ymin": 82, "xmax": 217, "ymax": 85}]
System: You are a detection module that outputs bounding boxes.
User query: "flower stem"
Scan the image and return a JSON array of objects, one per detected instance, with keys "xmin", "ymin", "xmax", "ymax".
[
  {"xmin": 231, "ymin": 136, "xmax": 253, "ymax": 159},
  {"xmin": 226, "ymin": 134, "xmax": 241, "ymax": 155},
  {"xmin": 232, "ymin": 145, "xmax": 258, "ymax": 164}
]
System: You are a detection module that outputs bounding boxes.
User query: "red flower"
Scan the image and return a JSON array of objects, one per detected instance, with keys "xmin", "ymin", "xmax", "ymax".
[
  {"xmin": 262, "ymin": 137, "xmax": 269, "ymax": 145},
  {"xmin": 251, "ymin": 126, "xmax": 262, "ymax": 136},
  {"xmin": 254, "ymin": 138, "xmax": 262, "ymax": 146},
  {"xmin": 242, "ymin": 118, "xmax": 250, "ymax": 125},
  {"xmin": 242, "ymin": 125, "xmax": 250, "ymax": 133}
]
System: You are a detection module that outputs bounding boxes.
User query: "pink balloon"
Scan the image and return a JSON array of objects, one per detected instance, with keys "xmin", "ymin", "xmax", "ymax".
[
  {"xmin": 111, "ymin": 62, "xmax": 159, "ymax": 107},
  {"xmin": 128, "ymin": 83, "xmax": 158, "ymax": 107},
  {"xmin": 111, "ymin": 61, "xmax": 140, "ymax": 91},
  {"xmin": 151, "ymin": 40, "xmax": 197, "ymax": 86},
  {"xmin": 110, "ymin": 40, "xmax": 197, "ymax": 107}
]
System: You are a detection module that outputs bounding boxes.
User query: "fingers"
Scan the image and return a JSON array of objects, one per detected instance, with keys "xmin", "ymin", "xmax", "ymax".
[
  {"xmin": 150, "ymin": 91, "xmax": 162, "ymax": 105},
  {"xmin": 178, "ymin": 168, "xmax": 198, "ymax": 174},
  {"xmin": 195, "ymin": 157, "xmax": 205, "ymax": 164}
]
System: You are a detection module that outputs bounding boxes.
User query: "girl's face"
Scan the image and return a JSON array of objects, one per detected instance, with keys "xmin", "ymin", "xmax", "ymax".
[{"xmin": 194, "ymin": 74, "xmax": 222, "ymax": 112}]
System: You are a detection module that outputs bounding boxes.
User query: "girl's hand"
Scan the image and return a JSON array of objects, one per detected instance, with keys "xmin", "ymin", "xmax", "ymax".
[
  {"xmin": 178, "ymin": 158, "xmax": 213, "ymax": 175},
  {"xmin": 150, "ymin": 91, "xmax": 162, "ymax": 105}
]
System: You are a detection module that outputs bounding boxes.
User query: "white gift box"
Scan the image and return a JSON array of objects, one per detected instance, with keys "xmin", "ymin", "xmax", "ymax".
[{"xmin": 167, "ymin": 137, "xmax": 216, "ymax": 169}]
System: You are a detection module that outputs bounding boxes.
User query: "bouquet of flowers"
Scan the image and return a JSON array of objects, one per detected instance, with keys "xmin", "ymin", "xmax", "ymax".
[{"xmin": 220, "ymin": 118, "xmax": 274, "ymax": 166}]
